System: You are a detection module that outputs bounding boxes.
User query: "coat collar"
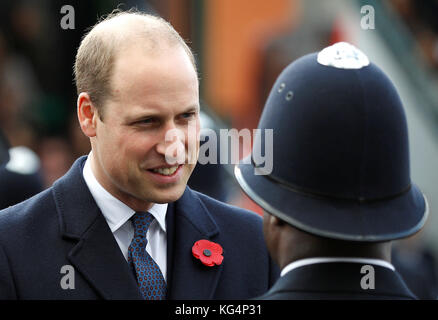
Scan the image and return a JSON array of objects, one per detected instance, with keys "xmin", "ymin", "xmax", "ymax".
[
  {"xmin": 53, "ymin": 156, "xmax": 102, "ymax": 240},
  {"xmin": 263, "ymin": 262, "xmax": 416, "ymax": 299}
]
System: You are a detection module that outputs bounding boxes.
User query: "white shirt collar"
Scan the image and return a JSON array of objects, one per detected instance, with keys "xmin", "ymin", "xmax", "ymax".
[
  {"xmin": 281, "ymin": 257, "xmax": 395, "ymax": 277},
  {"xmin": 82, "ymin": 153, "xmax": 167, "ymax": 233}
]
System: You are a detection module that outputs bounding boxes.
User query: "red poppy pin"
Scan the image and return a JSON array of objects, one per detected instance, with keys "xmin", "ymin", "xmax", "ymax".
[{"xmin": 192, "ymin": 239, "xmax": 224, "ymax": 267}]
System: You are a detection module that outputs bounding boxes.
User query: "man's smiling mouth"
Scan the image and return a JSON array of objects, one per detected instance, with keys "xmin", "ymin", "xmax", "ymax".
[{"xmin": 149, "ymin": 165, "xmax": 181, "ymax": 176}]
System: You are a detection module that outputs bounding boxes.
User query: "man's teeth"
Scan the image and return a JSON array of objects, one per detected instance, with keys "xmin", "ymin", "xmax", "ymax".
[{"xmin": 152, "ymin": 166, "xmax": 179, "ymax": 175}]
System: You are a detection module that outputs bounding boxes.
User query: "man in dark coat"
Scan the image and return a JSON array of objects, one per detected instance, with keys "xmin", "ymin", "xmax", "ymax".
[
  {"xmin": 235, "ymin": 42, "xmax": 428, "ymax": 300},
  {"xmin": 0, "ymin": 11, "xmax": 278, "ymax": 299}
]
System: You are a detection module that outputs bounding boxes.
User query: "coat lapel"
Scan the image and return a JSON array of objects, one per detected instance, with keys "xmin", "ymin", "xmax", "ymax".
[
  {"xmin": 166, "ymin": 188, "xmax": 223, "ymax": 299},
  {"xmin": 53, "ymin": 156, "xmax": 142, "ymax": 299}
]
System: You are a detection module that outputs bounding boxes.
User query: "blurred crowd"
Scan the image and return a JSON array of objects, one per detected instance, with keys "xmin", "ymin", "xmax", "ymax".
[
  {"xmin": 0, "ymin": 1, "xmax": 115, "ymax": 190},
  {"xmin": 389, "ymin": 0, "xmax": 438, "ymax": 71}
]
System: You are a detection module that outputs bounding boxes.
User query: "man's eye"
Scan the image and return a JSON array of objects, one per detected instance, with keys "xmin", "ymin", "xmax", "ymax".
[
  {"xmin": 181, "ymin": 112, "xmax": 196, "ymax": 119},
  {"xmin": 137, "ymin": 118, "xmax": 155, "ymax": 125}
]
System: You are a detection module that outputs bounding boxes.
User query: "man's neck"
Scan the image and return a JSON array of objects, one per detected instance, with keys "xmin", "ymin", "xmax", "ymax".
[{"xmin": 279, "ymin": 240, "xmax": 392, "ymax": 270}]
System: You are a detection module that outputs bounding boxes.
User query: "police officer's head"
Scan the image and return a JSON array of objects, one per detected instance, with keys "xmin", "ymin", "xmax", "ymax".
[{"xmin": 235, "ymin": 42, "xmax": 428, "ymax": 267}]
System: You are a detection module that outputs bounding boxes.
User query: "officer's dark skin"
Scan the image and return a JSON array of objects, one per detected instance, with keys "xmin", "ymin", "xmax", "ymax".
[{"xmin": 263, "ymin": 211, "xmax": 392, "ymax": 271}]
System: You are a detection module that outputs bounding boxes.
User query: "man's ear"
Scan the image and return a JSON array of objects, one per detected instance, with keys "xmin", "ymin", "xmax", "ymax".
[{"xmin": 77, "ymin": 92, "xmax": 98, "ymax": 138}]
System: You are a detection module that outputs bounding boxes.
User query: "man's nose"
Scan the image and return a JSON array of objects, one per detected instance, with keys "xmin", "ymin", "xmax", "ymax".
[{"xmin": 155, "ymin": 122, "xmax": 186, "ymax": 160}]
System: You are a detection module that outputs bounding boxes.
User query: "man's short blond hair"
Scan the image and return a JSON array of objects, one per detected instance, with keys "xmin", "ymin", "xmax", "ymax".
[{"xmin": 74, "ymin": 10, "xmax": 197, "ymax": 119}]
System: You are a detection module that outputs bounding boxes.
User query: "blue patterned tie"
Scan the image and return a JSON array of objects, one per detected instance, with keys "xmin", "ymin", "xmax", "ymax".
[{"xmin": 128, "ymin": 211, "xmax": 166, "ymax": 300}]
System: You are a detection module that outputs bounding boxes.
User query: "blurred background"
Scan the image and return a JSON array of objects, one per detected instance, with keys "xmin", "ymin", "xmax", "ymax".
[{"xmin": 0, "ymin": 0, "xmax": 437, "ymax": 298}]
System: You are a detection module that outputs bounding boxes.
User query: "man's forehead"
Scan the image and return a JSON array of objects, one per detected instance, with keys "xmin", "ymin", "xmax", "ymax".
[
  {"xmin": 111, "ymin": 43, "xmax": 197, "ymax": 87},
  {"xmin": 107, "ymin": 48, "xmax": 199, "ymax": 117},
  {"xmin": 113, "ymin": 40, "xmax": 176, "ymax": 66}
]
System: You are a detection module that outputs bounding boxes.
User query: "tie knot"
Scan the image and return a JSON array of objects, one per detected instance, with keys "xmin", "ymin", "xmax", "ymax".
[{"xmin": 131, "ymin": 211, "xmax": 154, "ymax": 238}]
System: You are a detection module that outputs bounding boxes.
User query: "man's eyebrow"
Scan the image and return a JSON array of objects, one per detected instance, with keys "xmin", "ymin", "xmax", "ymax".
[
  {"xmin": 126, "ymin": 105, "xmax": 199, "ymax": 121},
  {"xmin": 126, "ymin": 112, "xmax": 161, "ymax": 122}
]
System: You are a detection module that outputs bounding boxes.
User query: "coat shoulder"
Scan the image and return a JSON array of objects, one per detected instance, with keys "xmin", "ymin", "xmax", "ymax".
[
  {"xmin": 193, "ymin": 190, "xmax": 262, "ymax": 224},
  {"xmin": 191, "ymin": 190, "xmax": 265, "ymax": 243},
  {"xmin": 0, "ymin": 188, "xmax": 55, "ymax": 240}
]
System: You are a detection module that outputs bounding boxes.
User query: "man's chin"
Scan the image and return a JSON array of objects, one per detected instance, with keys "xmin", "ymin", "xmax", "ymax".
[{"xmin": 145, "ymin": 185, "xmax": 187, "ymax": 204}]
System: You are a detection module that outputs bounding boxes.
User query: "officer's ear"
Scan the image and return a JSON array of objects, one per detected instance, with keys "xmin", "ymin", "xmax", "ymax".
[
  {"xmin": 263, "ymin": 211, "xmax": 287, "ymax": 235},
  {"xmin": 272, "ymin": 215, "xmax": 286, "ymax": 226},
  {"xmin": 266, "ymin": 213, "xmax": 286, "ymax": 227}
]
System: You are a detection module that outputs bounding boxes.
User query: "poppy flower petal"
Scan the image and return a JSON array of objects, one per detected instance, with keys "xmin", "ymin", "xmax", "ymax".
[
  {"xmin": 192, "ymin": 239, "xmax": 224, "ymax": 267},
  {"xmin": 212, "ymin": 254, "xmax": 224, "ymax": 265},
  {"xmin": 201, "ymin": 256, "xmax": 215, "ymax": 266}
]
